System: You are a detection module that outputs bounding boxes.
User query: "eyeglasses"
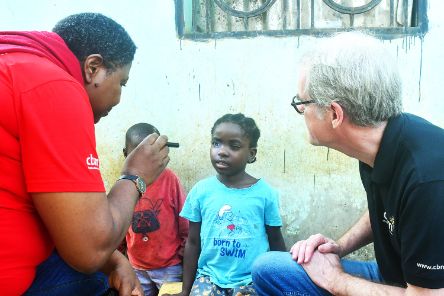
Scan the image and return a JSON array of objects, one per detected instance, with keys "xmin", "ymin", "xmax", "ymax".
[{"xmin": 291, "ymin": 95, "xmax": 315, "ymax": 115}]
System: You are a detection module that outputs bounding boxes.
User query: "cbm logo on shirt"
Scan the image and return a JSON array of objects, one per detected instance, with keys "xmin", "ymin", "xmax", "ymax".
[{"xmin": 86, "ymin": 154, "xmax": 100, "ymax": 170}]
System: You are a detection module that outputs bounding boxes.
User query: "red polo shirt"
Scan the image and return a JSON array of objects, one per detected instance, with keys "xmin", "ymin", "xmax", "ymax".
[{"xmin": 0, "ymin": 52, "xmax": 105, "ymax": 294}]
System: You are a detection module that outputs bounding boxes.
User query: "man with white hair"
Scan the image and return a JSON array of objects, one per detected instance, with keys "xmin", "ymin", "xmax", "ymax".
[{"xmin": 252, "ymin": 32, "xmax": 444, "ymax": 295}]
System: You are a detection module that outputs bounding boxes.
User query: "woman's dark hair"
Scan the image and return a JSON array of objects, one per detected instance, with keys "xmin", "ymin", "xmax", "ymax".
[
  {"xmin": 53, "ymin": 13, "xmax": 136, "ymax": 69},
  {"xmin": 211, "ymin": 113, "xmax": 260, "ymax": 148}
]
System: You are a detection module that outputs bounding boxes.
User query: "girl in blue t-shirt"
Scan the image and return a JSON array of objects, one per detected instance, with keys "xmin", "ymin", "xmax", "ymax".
[{"xmin": 178, "ymin": 113, "xmax": 286, "ymax": 296}]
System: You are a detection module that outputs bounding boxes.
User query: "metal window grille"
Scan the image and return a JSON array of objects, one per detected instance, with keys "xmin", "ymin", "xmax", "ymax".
[{"xmin": 175, "ymin": 0, "xmax": 427, "ymax": 39}]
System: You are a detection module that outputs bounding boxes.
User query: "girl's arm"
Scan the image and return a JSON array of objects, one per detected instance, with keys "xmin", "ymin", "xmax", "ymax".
[
  {"xmin": 181, "ymin": 221, "xmax": 201, "ymax": 295},
  {"xmin": 266, "ymin": 225, "xmax": 287, "ymax": 251}
]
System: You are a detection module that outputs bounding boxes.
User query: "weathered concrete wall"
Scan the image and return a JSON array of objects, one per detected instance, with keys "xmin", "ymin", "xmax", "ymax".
[{"xmin": 2, "ymin": 0, "xmax": 443, "ymax": 259}]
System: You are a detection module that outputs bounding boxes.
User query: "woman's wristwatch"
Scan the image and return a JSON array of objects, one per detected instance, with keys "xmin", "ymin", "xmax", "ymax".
[{"xmin": 117, "ymin": 174, "xmax": 146, "ymax": 198}]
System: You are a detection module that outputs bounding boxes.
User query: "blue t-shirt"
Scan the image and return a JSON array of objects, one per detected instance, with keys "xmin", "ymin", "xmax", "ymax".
[{"xmin": 180, "ymin": 176, "xmax": 282, "ymax": 288}]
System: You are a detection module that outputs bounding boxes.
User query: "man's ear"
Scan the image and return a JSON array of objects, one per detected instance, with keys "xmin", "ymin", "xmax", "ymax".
[
  {"xmin": 330, "ymin": 101, "xmax": 344, "ymax": 129},
  {"xmin": 248, "ymin": 147, "xmax": 258, "ymax": 164},
  {"xmin": 83, "ymin": 54, "xmax": 104, "ymax": 84}
]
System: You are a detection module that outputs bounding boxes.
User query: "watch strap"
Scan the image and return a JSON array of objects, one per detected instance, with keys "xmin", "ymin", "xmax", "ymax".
[{"xmin": 118, "ymin": 174, "xmax": 146, "ymax": 198}]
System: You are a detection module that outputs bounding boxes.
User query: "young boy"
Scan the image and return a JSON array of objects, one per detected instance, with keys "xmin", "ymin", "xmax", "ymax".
[{"xmin": 121, "ymin": 123, "xmax": 188, "ymax": 296}]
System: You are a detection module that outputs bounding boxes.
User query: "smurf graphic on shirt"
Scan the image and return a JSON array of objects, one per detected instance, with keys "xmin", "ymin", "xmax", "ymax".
[
  {"xmin": 213, "ymin": 204, "xmax": 250, "ymax": 258},
  {"xmin": 215, "ymin": 204, "xmax": 249, "ymax": 238}
]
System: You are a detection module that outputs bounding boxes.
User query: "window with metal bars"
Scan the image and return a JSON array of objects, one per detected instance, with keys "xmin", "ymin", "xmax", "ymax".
[{"xmin": 175, "ymin": 0, "xmax": 428, "ymax": 39}]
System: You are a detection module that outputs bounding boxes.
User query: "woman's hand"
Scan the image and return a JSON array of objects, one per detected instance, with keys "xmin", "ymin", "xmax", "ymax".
[{"xmin": 102, "ymin": 251, "xmax": 143, "ymax": 296}]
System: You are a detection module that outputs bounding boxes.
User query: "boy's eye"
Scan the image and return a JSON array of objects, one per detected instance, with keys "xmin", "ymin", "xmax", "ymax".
[{"xmin": 212, "ymin": 141, "xmax": 221, "ymax": 147}]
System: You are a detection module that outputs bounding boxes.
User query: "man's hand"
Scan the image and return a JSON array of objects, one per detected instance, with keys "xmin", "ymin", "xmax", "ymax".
[
  {"xmin": 301, "ymin": 250, "xmax": 343, "ymax": 292},
  {"xmin": 301, "ymin": 250, "xmax": 443, "ymax": 296},
  {"xmin": 290, "ymin": 233, "xmax": 342, "ymax": 264},
  {"xmin": 122, "ymin": 133, "xmax": 170, "ymax": 185}
]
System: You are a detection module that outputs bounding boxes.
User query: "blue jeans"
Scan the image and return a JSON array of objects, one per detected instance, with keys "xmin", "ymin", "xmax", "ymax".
[
  {"xmin": 24, "ymin": 250, "xmax": 109, "ymax": 296},
  {"xmin": 252, "ymin": 251, "xmax": 383, "ymax": 296},
  {"xmin": 135, "ymin": 264, "xmax": 183, "ymax": 296}
]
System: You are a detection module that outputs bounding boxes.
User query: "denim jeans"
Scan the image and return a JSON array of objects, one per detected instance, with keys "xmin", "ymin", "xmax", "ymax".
[
  {"xmin": 24, "ymin": 250, "xmax": 109, "ymax": 296},
  {"xmin": 135, "ymin": 264, "xmax": 183, "ymax": 296},
  {"xmin": 252, "ymin": 251, "xmax": 383, "ymax": 296}
]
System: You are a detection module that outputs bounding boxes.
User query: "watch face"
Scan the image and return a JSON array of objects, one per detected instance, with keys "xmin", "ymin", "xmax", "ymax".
[{"xmin": 136, "ymin": 177, "xmax": 146, "ymax": 194}]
